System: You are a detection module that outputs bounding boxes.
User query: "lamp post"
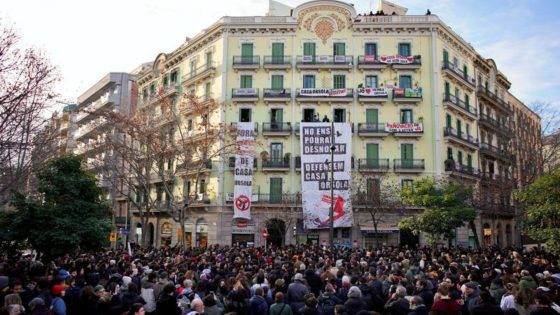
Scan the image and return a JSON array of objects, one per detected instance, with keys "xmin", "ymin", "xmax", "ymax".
[{"xmin": 329, "ymin": 120, "xmax": 335, "ymax": 248}]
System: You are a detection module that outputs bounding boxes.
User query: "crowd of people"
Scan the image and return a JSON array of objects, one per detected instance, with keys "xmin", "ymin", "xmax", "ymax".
[{"xmin": 0, "ymin": 245, "xmax": 559, "ymax": 315}]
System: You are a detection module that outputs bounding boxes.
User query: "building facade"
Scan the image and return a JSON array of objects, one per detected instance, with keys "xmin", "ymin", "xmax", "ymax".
[
  {"xmin": 131, "ymin": 0, "xmax": 535, "ymax": 248},
  {"xmin": 73, "ymin": 73, "xmax": 136, "ymax": 229}
]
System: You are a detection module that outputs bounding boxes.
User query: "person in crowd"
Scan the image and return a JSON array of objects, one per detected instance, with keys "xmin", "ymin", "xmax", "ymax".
[
  {"xmin": 287, "ymin": 273, "xmax": 308, "ymax": 315},
  {"xmin": 128, "ymin": 303, "xmax": 145, "ymax": 315},
  {"xmin": 271, "ymin": 292, "xmax": 293, "ymax": 315},
  {"xmin": 51, "ymin": 284, "xmax": 67, "ymax": 315}
]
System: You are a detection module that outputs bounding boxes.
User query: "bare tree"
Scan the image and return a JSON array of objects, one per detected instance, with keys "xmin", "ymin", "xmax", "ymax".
[
  {"xmin": 351, "ymin": 174, "xmax": 405, "ymax": 249},
  {"xmin": 0, "ymin": 23, "xmax": 59, "ymax": 204},
  {"xmin": 93, "ymin": 89, "xmax": 234, "ymax": 249},
  {"xmin": 531, "ymin": 102, "xmax": 560, "ymax": 174}
]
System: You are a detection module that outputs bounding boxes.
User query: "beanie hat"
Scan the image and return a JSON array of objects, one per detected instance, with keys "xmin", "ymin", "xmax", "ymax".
[
  {"xmin": 28, "ymin": 297, "xmax": 45, "ymax": 309},
  {"xmin": 94, "ymin": 285, "xmax": 105, "ymax": 293},
  {"xmin": 52, "ymin": 284, "xmax": 65, "ymax": 296}
]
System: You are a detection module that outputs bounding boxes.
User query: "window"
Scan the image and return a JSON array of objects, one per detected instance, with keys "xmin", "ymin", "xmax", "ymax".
[
  {"xmin": 458, "ymin": 151, "xmax": 463, "ymax": 165},
  {"xmin": 463, "ymin": 64, "xmax": 468, "ymax": 77},
  {"xmin": 270, "ymin": 143, "xmax": 283, "ymax": 161},
  {"xmin": 163, "ymin": 76, "xmax": 169, "ymax": 87},
  {"xmin": 170, "ymin": 70, "xmax": 178, "ymax": 84},
  {"xmin": 400, "ymin": 109, "xmax": 413, "ymax": 123},
  {"xmin": 366, "ymin": 108, "xmax": 378, "ymax": 124},
  {"xmin": 271, "ymin": 75, "xmax": 283, "ymax": 90},
  {"xmin": 366, "ymin": 143, "xmax": 379, "ymax": 166},
  {"xmin": 401, "ymin": 179, "xmax": 413, "ymax": 189},
  {"xmin": 303, "ymin": 108, "xmax": 315, "ymax": 122},
  {"xmin": 447, "ymin": 147, "xmax": 453, "ymax": 160},
  {"xmin": 204, "ymin": 82, "xmax": 211, "ymax": 101},
  {"xmin": 341, "ymin": 228, "xmax": 350, "ymax": 239},
  {"xmin": 167, "ymin": 158, "xmax": 173, "ymax": 170},
  {"xmin": 333, "ymin": 42, "xmax": 345, "ymax": 56},
  {"xmin": 401, "ymin": 143, "xmax": 414, "ymax": 166},
  {"xmin": 399, "ymin": 75, "xmax": 412, "ymax": 89},
  {"xmin": 303, "ymin": 42, "xmax": 316, "ymax": 59},
  {"xmin": 303, "ymin": 75, "xmax": 315, "ymax": 88},
  {"xmin": 239, "ymin": 108, "xmax": 252, "ymax": 122},
  {"xmin": 333, "ymin": 75, "xmax": 346, "ymax": 89},
  {"xmin": 365, "ymin": 75, "xmax": 378, "ymax": 88},
  {"xmin": 456, "ymin": 119, "xmax": 462, "ymax": 135},
  {"xmin": 446, "ymin": 114, "xmax": 452, "ymax": 128},
  {"xmin": 190, "ymin": 60, "xmax": 197, "ymax": 77},
  {"xmin": 271, "ymin": 108, "xmax": 283, "ymax": 126},
  {"xmin": 333, "ymin": 108, "xmax": 346, "ymax": 122},
  {"xmin": 467, "ymin": 154, "xmax": 473, "ymax": 170},
  {"xmin": 272, "ymin": 43, "xmax": 284, "ymax": 63},
  {"xmin": 465, "ymin": 94, "xmax": 470, "ymax": 106},
  {"xmin": 149, "ymin": 83, "xmax": 156, "ymax": 96},
  {"xmin": 398, "ymin": 43, "xmax": 411, "ymax": 56},
  {"xmin": 443, "ymin": 49, "xmax": 449, "ymax": 65},
  {"xmin": 240, "ymin": 75, "xmax": 252, "ymax": 88},
  {"xmin": 143, "ymin": 88, "xmax": 148, "ymax": 100},
  {"xmin": 184, "ymin": 181, "xmax": 191, "ymax": 197},
  {"xmin": 241, "ymin": 43, "xmax": 253, "ymax": 62},
  {"xmin": 156, "ymin": 185, "xmax": 163, "ymax": 202},
  {"xmin": 466, "ymin": 124, "xmax": 471, "ymax": 137},
  {"xmin": 206, "ymin": 52, "xmax": 213, "ymax": 69},
  {"xmin": 199, "ymin": 179, "xmax": 206, "ymax": 194},
  {"xmin": 270, "ymin": 178, "xmax": 283, "ymax": 203},
  {"xmin": 187, "ymin": 119, "xmax": 193, "ymax": 131},
  {"xmin": 365, "ymin": 43, "xmax": 377, "ymax": 56},
  {"xmin": 444, "ymin": 81, "xmax": 450, "ymax": 96}
]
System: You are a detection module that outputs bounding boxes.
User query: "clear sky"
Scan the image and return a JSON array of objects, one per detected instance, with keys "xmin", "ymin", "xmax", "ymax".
[{"xmin": 2, "ymin": 0, "xmax": 559, "ymax": 113}]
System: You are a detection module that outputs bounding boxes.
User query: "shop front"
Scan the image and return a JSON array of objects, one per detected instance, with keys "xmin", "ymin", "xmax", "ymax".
[
  {"xmin": 160, "ymin": 222, "xmax": 172, "ymax": 247},
  {"xmin": 196, "ymin": 218, "xmax": 208, "ymax": 248},
  {"xmin": 231, "ymin": 219, "xmax": 255, "ymax": 247},
  {"xmin": 360, "ymin": 226, "xmax": 399, "ymax": 247}
]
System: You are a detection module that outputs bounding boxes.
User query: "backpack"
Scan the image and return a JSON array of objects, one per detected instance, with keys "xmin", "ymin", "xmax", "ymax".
[{"xmin": 320, "ymin": 296, "xmax": 337, "ymax": 315}]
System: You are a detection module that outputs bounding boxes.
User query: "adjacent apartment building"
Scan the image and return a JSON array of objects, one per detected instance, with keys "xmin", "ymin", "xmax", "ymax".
[{"xmin": 131, "ymin": 0, "xmax": 539, "ymax": 248}]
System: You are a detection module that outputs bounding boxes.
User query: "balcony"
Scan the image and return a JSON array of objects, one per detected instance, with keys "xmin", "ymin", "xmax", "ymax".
[
  {"xmin": 358, "ymin": 158, "xmax": 390, "ymax": 172},
  {"xmin": 479, "ymin": 113, "xmax": 513, "ymax": 137},
  {"xmin": 441, "ymin": 61, "xmax": 476, "ymax": 90},
  {"xmin": 357, "ymin": 123, "xmax": 389, "ymax": 137},
  {"xmin": 190, "ymin": 193, "xmax": 211, "ymax": 205},
  {"xmin": 228, "ymin": 156, "xmax": 257, "ymax": 169},
  {"xmin": 392, "ymin": 87, "xmax": 422, "ymax": 103},
  {"xmin": 357, "ymin": 55, "xmax": 388, "ymax": 70},
  {"xmin": 263, "ymin": 56, "xmax": 292, "ymax": 70},
  {"xmin": 386, "ymin": 122, "xmax": 424, "ymax": 137},
  {"xmin": 296, "ymin": 88, "xmax": 353, "ymax": 103},
  {"xmin": 476, "ymin": 85, "xmax": 513, "ymax": 114},
  {"xmin": 385, "ymin": 55, "xmax": 422, "ymax": 70},
  {"xmin": 231, "ymin": 88, "xmax": 259, "ymax": 103},
  {"xmin": 394, "ymin": 159, "xmax": 425, "ymax": 173},
  {"xmin": 480, "ymin": 172, "xmax": 516, "ymax": 187},
  {"xmin": 295, "ymin": 55, "xmax": 353, "ymax": 70},
  {"xmin": 444, "ymin": 160, "xmax": 479, "ymax": 180},
  {"xmin": 442, "ymin": 93, "xmax": 477, "ymax": 120},
  {"xmin": 176, "ymin": 160, "xmax": 212, "ymax": 176},
  {"xmin": 479, "ymin": 143, "xmax": 515, "ymax": 162},
  {"xmin": 443, "ymin": 127, "xmax": 479, "ymax": 151},
  {"xmin": 262, "ymin": 157, "xmax": 290, "ymax": 171},
  {"xmin": 262, "ymin": 122, "xmax": 292, "ymax": 137},
  {"xmin": 232, "ymin": 56, "xmax": 260, "ymax": 71},
  {"xmin": 183, "ymin": 62, "xmax": 217, "ymax": 87},
  {"xmin": 357, "ymin": 87, "xmax": 389, "ymax": 103},
  {"xmin": 227, "ymin": 193, "xmax": 302, "ymax": 205},
  {"xmin": 263, "ymin": 88, "xmax": 291, "ymax": 103}
]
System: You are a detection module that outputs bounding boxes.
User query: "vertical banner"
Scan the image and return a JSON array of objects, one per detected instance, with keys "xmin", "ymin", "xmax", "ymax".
[
  {"xmin": 233, "ymin": 122, "xmax": 255, "ymax": 220},
  {"xmin": 300, "ymin": 122, "xmax": 353, "ymax": 229}
]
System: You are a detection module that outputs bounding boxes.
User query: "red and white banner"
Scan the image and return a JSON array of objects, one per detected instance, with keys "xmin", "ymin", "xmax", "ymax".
[
  {"xmin": 358, "ymin": 88, "xmax": 388, "ymax": 97},
  {"xmin": 379, "ymin": 55, "xmax": 416, "ymax": 64},
  {"xmin": 235, "ymin": 88, "xmax": 258, "ymax": 96},
  {"xmin": 363, "ymin": 55, "xmax": 377, "ymax": 63},
  {"xmin": 300, "ymin": 123, "xmax": 353, "ymax": 229},
  {"xmin": 299, "ymin": 88, "xmax": 348, "ymax": 97},
  {"xmin": 233, "ymin": 122, "xmax": 256, "ymax": 220},
  {"xmin": 384, "ymin": 123, "xmax": 423, "ymax": 133}
]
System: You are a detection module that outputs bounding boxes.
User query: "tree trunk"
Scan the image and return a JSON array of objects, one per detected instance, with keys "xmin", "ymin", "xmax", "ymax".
[{"xmin": 468, "ymin": 220, "xmax": 482, "ymax": 250}]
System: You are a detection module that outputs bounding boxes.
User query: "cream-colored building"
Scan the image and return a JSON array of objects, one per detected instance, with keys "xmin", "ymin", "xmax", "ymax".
[{"xmin": 131, "ymin": 0, "xmax": 533, "ymax": 248}]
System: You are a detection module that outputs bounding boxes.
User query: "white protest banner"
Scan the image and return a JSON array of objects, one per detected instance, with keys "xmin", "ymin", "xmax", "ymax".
[
  {"xmin": 299, "ymin": 88, "xmax": 348, "ymax": 97},
  {"xmin": 384, "ymin": 123, "xmax": 423, "ymax": 133},
  {"xmin": 233, "ymin": 122, "xmax": 256, "ymax": 220},
  {"xmin": 358, "ymin": 88, "xmax": 388, "ymax": 97},
  {"xmin": 235, "ymin": 88, "xmax": 258, "ymax": 96},
  {"xmin": 300, "ymin": 123, "xmax": 353, "ymax": 229},
  {"xmin": 379, "ymin": 55, "xmax": 416, "ymax": 64}
]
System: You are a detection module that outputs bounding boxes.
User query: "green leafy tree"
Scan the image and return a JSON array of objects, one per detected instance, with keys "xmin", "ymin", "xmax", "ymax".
[
  {"xmin": 3, "ymin": 154, "xmax": 112, "ymax": 260},
  {"xmin": 517, "ymin": 168, "xmax": 560, "ymax": 253},
  {"xmin": 398, "ymin": 178, "xmax": 476, "ymax": 247}
]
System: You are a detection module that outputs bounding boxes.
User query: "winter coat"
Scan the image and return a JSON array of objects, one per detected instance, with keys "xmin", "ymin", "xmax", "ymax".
[
  {"xmin": 141, "ymin": 281, "xmax": 157, "ymax": 312},
  {"xmin": 205, "ymin": 304, "xmax": 225, "ymax": 315},
  {"xmin": 530, "ymin": 306, "xmax": 559, "ymax": 315},
  {"xmin": 249, "ymin": 295, "xmax": 269, "ymax": 315},
  {"xmin": 519, "ymin": 276, "xmax": 538, "ymax": 292},
  {"xmin": 345, "ymin": 296, "xmax": 368, "ymax": 315},
  {"xmin": 360, "ymin": 283, "xmax": 384, "ymax": 313},
  {"xmin": 318, "ymin": 292, "xmax": 343, "ymax": 315},
  {"xmin": 489, "ymin": 283, "xmax": 506, "ymax": 305},
  {"xmin": 472, "ymin": 303, "xmax": 504, "ymax": 315},
  {"xmin": 429, "ymin": 298, "xmax": 462, "ymax": 315},
  {"xmin": 270, "ymin": 302, "xmax": 293, "ymax": 315},
  {"xmin": 416, "ymin": 288, "xmax": 434, "ymax": 310},
  {"xmin": 385, "ymin": 298, "xmax": 411, "ymax": 315},
  {"xmin": 409, "ymin": 305, "xmax": 429, "ymax": 315},
  {"xmin": 286, "ymin": 280, "xmax": 309, "ymax": 315},
  {"xmin": 463, "ymin": 289, "xmax": 481, "ymax": 315},
  {"xmin": 156, "ymin": 293, "xmax": 181, "ymax": 315},
  {"xmin": 52, "ymin": 296, "xmax": 67, "ymax": 315}
]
